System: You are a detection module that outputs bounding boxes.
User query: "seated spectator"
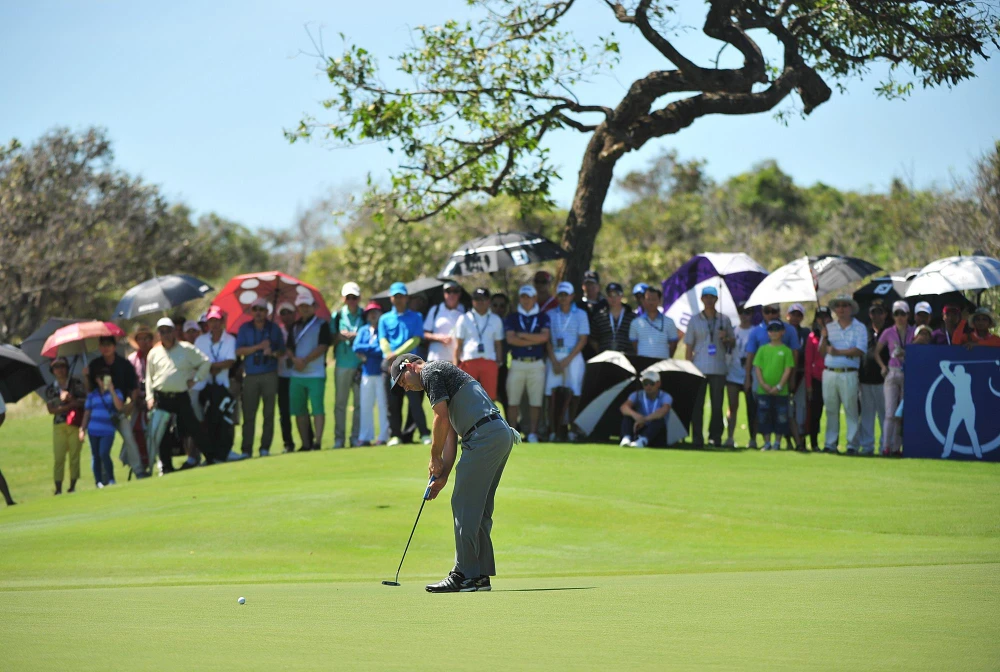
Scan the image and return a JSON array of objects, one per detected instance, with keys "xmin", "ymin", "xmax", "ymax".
[
  {"xmin": 80, "ymin": 362, "xmax": 125, "ymax": 488},
  {"xmin": 424, "ymin": 280, "xmax": 464, "ymax": 364},
  {"xmin": 504, "ymin": 285, "xmax": 550, "ymax": 443},
  {"xmin": 875, "ymin": 300, "xmax": 914, "ymax": 457},
  {"xmin": 619, "ymin": 370, "xmax": 673, "ymax": 448},
  {"xmin": 45, "ymin": 357, "xmax": 85, "ymax": 494},
  {"xmin": 592, "ymin": 282, "xmax": 635, "ymax": 353},
  {"xmin": 914, "ymin": 301, "xmax": 933, "ymax": 329},
  {"xmin": 194, "ymin": 307, "xmax": 242, "ymax": 464},
  {"xmin": 235, "ymin": 298, "xmax": 286, "ymax": 457},
  {"xmin": 684, "ymin": 286, "xmax": 734, "ymax": 447},
  {"xmin": 534, "ymin": 270, "xmax": 558, "ymax": 312},
  {"xmin": 455, "ymin": 287, "xmax": 505, "ymax": 399},
  {"xmin": 629, "ymin": 285, "xmax": 678, "ymax": 359},
  {"xmin": 953, "ymin": 307, "xmax": 1000, "ymax": 348},
  {"xmin": 804, "ymin": 306, "xmax": 832, "ymax": 451},
  {"xmin": 753, "ymin": 321, "xmax": 795, "ymax": 452},
  {"xmin": 724, "ymin": 303, "xmax": 757, "ymax": 449},
  {"xmin": 933, "ymin": 304, "xmax": 963, "ymax": 345},
  {"xmin": 353, "ymin": 301, "xmax": 389, "ymax": 445},
  {"xmin": 546, "ymin": 281, "xmax": 590, "ymax": 441}
]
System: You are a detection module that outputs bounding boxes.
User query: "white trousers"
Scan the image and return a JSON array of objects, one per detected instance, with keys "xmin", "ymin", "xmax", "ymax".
[
  {"xmin": 822, "ymin": 369, "xmax": 860, "ymax": 451},
  {"xmin": 358, "ymin": 374, "xmax": 389, "ymax": 443}
]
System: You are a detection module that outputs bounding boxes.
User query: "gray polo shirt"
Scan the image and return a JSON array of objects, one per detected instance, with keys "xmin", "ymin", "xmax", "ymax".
[
  {"xmin": 420, "ymin": 360, "xmax": 497, "ymax": 436},
  {"xmin": 684, "ymin": 311, "xmax": 734, "ymax": 376}
]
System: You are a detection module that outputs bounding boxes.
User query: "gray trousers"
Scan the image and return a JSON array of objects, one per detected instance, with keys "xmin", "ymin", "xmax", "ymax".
[
  {"xmin": 690, "ymin": 374, "xmax": 726, "ymax": 445},
  {"xmin": 116, "ymin": 412, "xmax": 144, "ymax": 475},
  {"xmin": 242, "ymin": 371, "xmax": 278, "ymax": 455},
  {"xmin": 857, "ymin": 383, "xmax": 885, "ymax": 454},
  {"xmin": 334, "ymin": 367, "xmax": 361, "ymax": 444},
  {"xmin": 452, "ymin": 419, "xmax": 515, "ymax": 579}
]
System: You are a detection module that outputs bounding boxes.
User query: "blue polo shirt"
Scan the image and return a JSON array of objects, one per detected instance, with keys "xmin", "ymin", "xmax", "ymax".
[
  {"xmin": 236, "ymin": 320, "xmax": 285, "ymax": 375},
  {"xmin": 378, "ymin": 308, "xmax": 424, "ymax": 354},
  {"xmin": 744, "ymin": 321, "xmax": 801, "ymax": 355},
  {"xmin": 504, "ymin": 311, "xmax": 550, "ymax": 360},
  {"xmin": 352, "ymin": 324, "xmax": 384, "ymax": 377}
]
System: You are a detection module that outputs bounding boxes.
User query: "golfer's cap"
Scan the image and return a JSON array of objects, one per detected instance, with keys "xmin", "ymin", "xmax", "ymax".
[
  {"xmin": 943, "ymin": 304, "xmax": 961, "ymax": 314},
  {"xmin": 556, "ymin": 281, "xmax": 574, "ymax": 295},
  {"xmin": 276, "ymin": 301, "xmax": 295, "ymax": 314},
  {"xmin": 156, "ymin": 317, "xmax": 175, "ymax": 329},
  {"xmin": 518, "ymin": 285, "xmax": 537, "ymax": 297},
  {"xmin": 389, "ymin": 354, "xmax": 422, "ymax": 396},
  {"xmin": 582, "ymin": 269, "xmax": 600, "ymax": 284},
  {"xmin": 787, "ymin": 302, "xmax": 805, "ymax": 315},
  {"xmin": 701, "ymin": 286, "xmax": 719, "ymax": 298},
  {"xmin": 389, "ymin": 281, "xmax": 408, "ymax": 296},
  {"xmin": 766, "ymin": 320, "xmax": 785, "ymax": 331},
  {"xmin": 182, "ymin": 320, "xmax": 200, "ymax": 333},
  {"xmin": 442, "ymin": 280, "xmax": 460, "ymax": 291},
  {"xmin": 533, "ymin": 270, "xmax": 552, "ymax": 283},
  {"xmin": 606, "ymin": 282, "xmax": 623, "ymax": 295},
  {"xmin": 915, "ymin": 301, "xmax": 932, "ymax": 314},
  {"xmin": 295, "ymin": 294, "xmax": 315, "ymax": 307},
  {"xmin": 205, "ymin": 306, "xmax": 225, "ymax": 321},
  {"xmin": 341, "ymin": 282, "xmax": 361, "ymax": 298},
  {"xmin": 632, "ymin": 282, "xmax": 649, "ymax": 295},
  {"xmin": 250, "ymin": 297, "xmax": 269, "ymax": 309},
  {"xmin": 891, "ymin": 300, "xmax": 910, "ymax": 314},
  {"xmin": 472, "ymin": 287, "xmax": 491, "ymax": 300},
  {"xmin": 640, "ymin": 370, "xmax": 660, "ymax": 384}
]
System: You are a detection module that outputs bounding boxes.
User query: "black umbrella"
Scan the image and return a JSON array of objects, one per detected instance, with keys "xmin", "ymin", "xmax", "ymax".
[
  {"xmin": 811, "ymin": 254, "xmax": 882, "ymax": 296},
  {"xmin": 112, "ymin": 274, "xmax": 213, "ymax": 320},
  {"xmin": 371, "ymin": 277, "xmax": 472, "ymax": 314},
  {"xmin": 853, "ymin": 269, "xmax": 975, "ymax": 327},
  {"xmin": 0, "ymin": 344, "xmax": 46, "ymax": 404},
  {"xmin": 440, "ymin": 231, "xmax": 565, "ymax": 277},
  {"xmin": 574, "ymin": 352, "xmax": 705, "ymax": 444},
  {"xmin": 20, "ymin": 318, "xmax": 88, "ymax": 395}
]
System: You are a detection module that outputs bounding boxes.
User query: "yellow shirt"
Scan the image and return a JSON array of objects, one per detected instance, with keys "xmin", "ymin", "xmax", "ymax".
[{"xmin": 145, "ymin": 341, "xmax": 211, "ymax": 403}]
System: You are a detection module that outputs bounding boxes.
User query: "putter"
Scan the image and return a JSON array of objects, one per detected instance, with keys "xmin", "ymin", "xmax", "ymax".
[{"xmin": 382, "ymin": 475, "xmax": 436, "ymax": 586}]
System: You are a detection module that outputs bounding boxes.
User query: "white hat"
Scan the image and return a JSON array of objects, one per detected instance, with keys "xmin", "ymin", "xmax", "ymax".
[
  {"xmin": 341, "ymin": 282, "xmax": 361, "ymax": 298},
  {"xmin": 155, "ymin": 317, "xmax": 175, "ymax": 329},
  {"xmin": 295, "ymin": 294, "xmax": 316, "ymax": 307},
  {"xmin": 182, "ymin": 320, "xmax": 200, "ymax": 332},
  {"xmin": 518, "ymin": 285, "xmax": 537, "ymax": 297},
  {"xmin": 556, "ymin": 281, "xmax": 574, "ymax": 295},
  {"xmin": 640, "ymin": 370, "xmax": 660, "ymax": 384},
  {"xmin": 250, "ymin": 297, "xmax": 269, "ymax": 309},
  {"xmin": 891, "ymin": 300, "xmax": 910, "ymax": 313},
  {"xmin": 787, "ymin": 303, "xmax": 805, "ymax": 315},
  {"xmin": 276, "ymin": 301, "xmax": 295, "ymax": 314},
  {"xmin": 914, "ymin": 301, "xmax": 932, "ymax": 315}
]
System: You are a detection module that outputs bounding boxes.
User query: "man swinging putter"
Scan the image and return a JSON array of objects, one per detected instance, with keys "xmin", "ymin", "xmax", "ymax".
[{"xmin": 390, "ymin": 354, "xmax": 518, "ymax": 592}]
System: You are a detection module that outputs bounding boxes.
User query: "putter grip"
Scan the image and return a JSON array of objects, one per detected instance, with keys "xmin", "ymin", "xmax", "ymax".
[{"xmin": 423, "ymin": 475, "xmax": 437, "ymax": 500}]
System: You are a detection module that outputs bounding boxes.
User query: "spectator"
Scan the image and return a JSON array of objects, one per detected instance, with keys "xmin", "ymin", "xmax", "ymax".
[
  {"xmin": 182, "ymin": 320, "xmax": 201, "ymax": 344},
  {"xmin": 0, "ymin": 391, "xmax": 13, "ymax": 506},
  {"xmin": 287, "ymin": 294, "xmax": 333, "ymax": 451},
  {"xmin": 684, "ymin": 286, "xmax": 734, "ymax": 447},
  {"xmin": 913, "ymin": 324, "xmax": 934, "ymax": 345},
  {"xmin": 819, "ymin": 295, "xmax": 867, "ymax": 455},
  {"xmin": 619, "ymin": 370, "xmax": 673, "ymax": 448},
  {"xmin": 875, "ymin": 300, "xmax": 914, "ymax": 456},
  {"xmin": 353, "ymin": 301, "xmax": 389, "ymax": 445},
  {"xmin": 490, "ymin": 292, "xmax": 510, "ymax": 413},
  {"xmin": 85, "ymin": 335, "xmax": 142, "ymax": 476},
  {"xmin": 632, "ymin": 283, "xmax": 650, "ymax": 317},
  {"xmin": 534, "ymin": 270, "xmax": 558, "ymax": 312},
  {"xmin": 193, "ymin": 307, "xmax": 242, "ymax": 464},
  {"xmin": 424, "ymin": 280, "xmax": 464, "ymax": 364},
  {"xmin": 197, "ymin": 312, "xmax": 209, "ymax": 334},
  {"xmin": 592, "ymin": 282, "xmax": 635, "ymax": 353},
  {"xmin": 45, "ymin": 357, "xmax": 85, "ymax": 495},
  {"xmin": 491, "ymin": 293, "xmax": 510, "ymax": 318},
  {"xmin": 933, "ymin": 304, "xmax": 963, "ymax": 345},
  {"xmin": 236, "ymin": 298, "xmax": 286, "ymax": 457},
  {"xmin": 914, "ymin": 301, "xmax": 933, "ymax": 329},
  {"xmin": 80, "ymin": 362, "xmax": 124, "ymax": 487},
  {"xmin": 953, "ymin": 307, "xmax": 1000, "ymax": 348},
  {"xmin": 725, "ymin": 303, "xmax": 757, "ymax": 449},
  {"xmin": 127, "ymin": 325, "xmax": 155, "ymax": 470},
  {"xmin": 146, "ymin": 318, "xmax": 215, "ymax": 467},
  {"xmin": 275, "ymin": 302, "xmax": 305, "ymax": 452},
  {"xmin": 629, "ymin": 285, "xmax": 678, "ymax": 359},
  {"xmin": 331, "ymin": 282, "xmax": 364, "ymax": 448},
  {"xmin": 753, "ymin": 321, "xmax": 795, "ymax": 451},
  {"xmin": 578, "ymin": 270, "xmax": 608, "ymax": 315},
  {"xmin": 743, "ymin": 305, "xmax": 801, "ymax": 395},
  {"xmin": 455, "ymin": 287, "xmax": 505, "ymax": 399},
  {"xmin": 804, "ymin": 306, "xmax": 833, "ymax": 451},
  {"xmin": 379, "ymin": 282, "xmax": 430, "ymax": 445},
  {"xmin": 784, "ymin": 303, "xmax": 810, "ymax": 451},
  {"xmin": 504, "ymin": 285, "xmax": 550, "ymax": 442},
  {"xmin": 857, "ymin": 301, "xmax": 888, "ymax": 456},
  {"xmin": 546, "ymin": 281, "xmax": 590, "ymax": 441}
]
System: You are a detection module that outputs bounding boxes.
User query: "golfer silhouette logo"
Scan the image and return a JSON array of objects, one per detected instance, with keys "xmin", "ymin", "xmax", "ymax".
[{"xmin": 927, "ymin": 360, "xmax": 1000, "ymax": 459}]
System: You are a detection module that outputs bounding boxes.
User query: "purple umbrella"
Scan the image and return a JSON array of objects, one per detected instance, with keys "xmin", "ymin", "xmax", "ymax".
[{"xmin": 661, "ymin": 253, "xmax": 769, "ymax": 332}]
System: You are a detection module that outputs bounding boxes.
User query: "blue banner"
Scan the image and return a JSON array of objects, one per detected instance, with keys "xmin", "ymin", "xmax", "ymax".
[{"xmin": 903, "ymin": 345, "xmax": 1000, "ymax": 461}]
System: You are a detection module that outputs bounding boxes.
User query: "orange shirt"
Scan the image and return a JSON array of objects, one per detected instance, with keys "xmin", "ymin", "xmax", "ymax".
[{"xmin": 952, "ymin": 320, "xmax": 1000, "ymax": 347}]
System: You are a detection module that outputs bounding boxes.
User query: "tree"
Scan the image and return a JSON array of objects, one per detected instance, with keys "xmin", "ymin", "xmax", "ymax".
[{"xmin": 290, "ymin": 0, "xmax": 998, "ymax": 288}]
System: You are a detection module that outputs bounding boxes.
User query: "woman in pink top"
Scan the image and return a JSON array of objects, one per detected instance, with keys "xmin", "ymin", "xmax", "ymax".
[
  {"xmin": 875, "ymin": 300, "xmax": 915, "ymax": 456},
  {"xmin": 803, "ymin": 307, "xmax": 832, "ymax": 451}
]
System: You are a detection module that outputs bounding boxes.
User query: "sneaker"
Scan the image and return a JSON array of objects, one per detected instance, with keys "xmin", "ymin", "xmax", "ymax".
[
  {"xmin": 425, "ymin": 569, "xmax": 477, "ymax": 593},
  {"xmin": 334, "ymin": 439, "xmax": 345, "ymax": 449},
  {"xmin": 259, "ymin": 449, "xmax": 270, "ymax": 457},
  {"xmin": 421, "ymin": 435, "xmax": 432, "ymax": 445},
  {"xmin": 226, "ymin": 451, "xmax": 249, "ymax": 462},
  {"xmin": 96, "ymin": 482, "xmax": 104, "ymax": 489},
  {"xmin": 723, "ymin": 438, "xmax": 735, "ymax": 448},
  {"xmin": 527, "ymin": 433, "xmax": 539, "ymax": 443},
  {"xmin": 387, "ymin": 437, "xmax": 402, "ymax": 447},
  {"xmin": 475, "ymin": 576, "xmax": 491, "ymax": 591},
  {"xmin": 619, "ymin": 435, "xmax": 632, "ymax": 447},
  {"xmin": 630, "ymin": 436, "xmax": 648, "ymax": 448},
  {"xmin": 761, "ymin": 442, "xmax": 771, "ymax": 452}
]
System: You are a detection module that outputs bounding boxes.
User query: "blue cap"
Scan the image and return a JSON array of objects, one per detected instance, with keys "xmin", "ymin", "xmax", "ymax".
[
  {"xmin": 701, "ymin": 286, "xmax": 719, "ymax": 297},
  {"xmin": 632, "ymin": 282, "xmax": 649, "ymax": 295},
  {"xmin": 389, "ymin": 282, "xmax": 408, "ymax": 296}
]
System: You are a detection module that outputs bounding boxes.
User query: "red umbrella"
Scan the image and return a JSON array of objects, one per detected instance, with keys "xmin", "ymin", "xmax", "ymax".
[
  {"xmin": 214, "ymin": 271, "xmax": 331, "ymax": 334},
  {"xmin": 41, "ymin": 321, "xmax": 126, "ymax": 358}
]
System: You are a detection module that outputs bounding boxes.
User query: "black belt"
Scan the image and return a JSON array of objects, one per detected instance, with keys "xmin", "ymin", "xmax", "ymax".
[
  {"xmin": 464, "ymin": 413, "xmax": 502, "ymax": 440},
  {"xmin": 154, "ymin": 390, "xmax": 187, "ymax": 399},
  {"xmin": 513, "ymin": 356, "xmax": 542, "ymax": 362},
  {"xmin": 825, "ymin": 367, "xmax": 857, "ymax": 373}
]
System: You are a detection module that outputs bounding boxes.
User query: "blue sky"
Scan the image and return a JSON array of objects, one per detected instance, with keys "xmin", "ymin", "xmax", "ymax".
[{"xmin": 2, "ymin": 0, "xmax": 997, "ymax": 232}]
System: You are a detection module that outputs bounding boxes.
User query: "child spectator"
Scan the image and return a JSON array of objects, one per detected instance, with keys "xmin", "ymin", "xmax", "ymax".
[{"xmin": 753, "ymin": 321, "xmax": 795, "ymax": 452}]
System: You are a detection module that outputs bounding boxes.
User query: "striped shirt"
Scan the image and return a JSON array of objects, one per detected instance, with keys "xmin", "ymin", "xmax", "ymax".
[
  {"xmin": 629, "ymin": 313, "xmax": 679, "ymax": 359},
  {"xmin": 591, "ymin": 307, "xmax": 635, "ymax": 352}
]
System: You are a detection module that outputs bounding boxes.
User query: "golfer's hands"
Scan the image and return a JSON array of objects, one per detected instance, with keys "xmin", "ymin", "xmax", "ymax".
[
  {"xmin": 428, "ymin": 455, "xmax": 444, "ymax": 479},
  {"xmin": 427, "ymin": 474, "xmax": 448, "ymax": 500}
]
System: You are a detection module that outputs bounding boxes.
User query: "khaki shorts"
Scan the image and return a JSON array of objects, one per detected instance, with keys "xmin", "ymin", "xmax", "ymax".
[{"xmin": 506, "ymin": 359, "xmax": 546, "ymax": 407}]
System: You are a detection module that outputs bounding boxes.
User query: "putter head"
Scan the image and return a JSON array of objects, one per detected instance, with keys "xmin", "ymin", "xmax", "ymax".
[{"xmin": 382, "ymin": 581, "xmax": 401, "ymax": 586}]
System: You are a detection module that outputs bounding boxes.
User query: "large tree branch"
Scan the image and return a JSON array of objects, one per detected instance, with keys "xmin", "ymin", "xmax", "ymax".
[{"xmin": 606, "ymin": 0, "xmax": 702, "ymax": 75}]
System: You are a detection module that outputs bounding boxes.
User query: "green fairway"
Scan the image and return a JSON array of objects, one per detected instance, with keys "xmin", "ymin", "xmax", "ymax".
[{"xmin": 1, "ymin": 405, "xmax": 999, "ymax": 670}]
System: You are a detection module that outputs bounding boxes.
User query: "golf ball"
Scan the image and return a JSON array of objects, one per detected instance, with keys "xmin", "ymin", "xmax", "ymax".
[{"xmin": 238, "ymin": 597, "xmax": 246, "ymax": 605}]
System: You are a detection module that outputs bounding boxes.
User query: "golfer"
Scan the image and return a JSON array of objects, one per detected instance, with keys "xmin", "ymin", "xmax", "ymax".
[{"xmin": 390, "ymin": 354, "xmax": 517, "ymax": 593}]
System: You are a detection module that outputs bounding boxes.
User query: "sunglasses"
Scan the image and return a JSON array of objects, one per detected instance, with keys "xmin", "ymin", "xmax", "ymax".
[
  {"xmin": 763, "ymin": 308, "xmax": 779, "ymax": 314},
  {"xmin": 893, "ymin": 311, "xmax": 908, "ymax": 317},
  {"xmin": 444, "ymin": 288, "xmax": 460, "ymax": 294},
  {"xmin": 641, "ymin": 380, "xmax": 658, "ymax": 387}
]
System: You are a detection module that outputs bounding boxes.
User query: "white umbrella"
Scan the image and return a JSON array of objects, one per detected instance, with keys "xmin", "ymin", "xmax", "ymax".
[
  {"xmin": 745, "ymin": 255, "xmax": 882, "ymax": 308},
  {"xmin": 904, "ymin": 256, "xmax": 1000, "ymax": 297}
]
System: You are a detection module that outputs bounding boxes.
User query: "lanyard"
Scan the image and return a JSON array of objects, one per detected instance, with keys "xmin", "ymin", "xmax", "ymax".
[
  {"xmin": 518, "ymin": 314, "xmax": 537, "ymax": 334},
  {"xmin": 555, "ymin": 308, "xmax": 573, "ymax": 338},
  {"xmin": 470, "ymin": 311, "xmax": 491, "ymax": 342},
  {"xmin": 639, "ymin": 391, "xmax": 658, "ymax": 416},
  {"xmin": 608, "ymin": 309, "xmax": 625, "ymax": 343},
  {"xmin": 645, "ymin": 314, "xmax": 665, "ymax": 333},
  {"xmin": 293, "ymin": 316, "xmax": 318, "ymax": 347},
  {"xmin": 703, "ymin": 312, "xmax": 717, "ymax": 343}
]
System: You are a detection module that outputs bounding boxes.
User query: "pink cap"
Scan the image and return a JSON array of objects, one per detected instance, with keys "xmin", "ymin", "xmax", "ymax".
[{"xmin": 205, "ymin": 306, "xmax": 225, "ymax": 321}]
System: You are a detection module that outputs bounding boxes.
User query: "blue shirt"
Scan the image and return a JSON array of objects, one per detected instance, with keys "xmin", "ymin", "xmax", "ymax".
[
  {"xmin": 627, "ymin": 389, "xmax": 673, "ymax": 415},
  {"xmin": 236, "ymin": 320, "xmax": 285, "ymax": 375},
  {"xmin": 352, "ymin": 324, "xmax": 384, "ymax": 377},
  {"xmin": 504, "ymin": 311, "xmax": 551, "ymax": 360},
  {"xmin": 378, "ymin": 309, "xmax": 424, "ymax": 354},
  {"xmin": 744, "ymin": 321, "xmax": 801, "ymax": 355},
  {"xmin": 85, "ymin": 389, "xmax": 123, "ymax": 438}
]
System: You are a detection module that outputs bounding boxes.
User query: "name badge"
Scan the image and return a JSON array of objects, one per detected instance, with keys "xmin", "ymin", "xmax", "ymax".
[
  {"xmin": 707, "ymin": 344, "xmax": 717, "ymax": 356},
  {"xmin": 477, "ymin": 343, "xmax": 485, "ymax": 353},
  {"xmin": 556, "ymin": 338, "xmax": 564, "ymax": 348}
]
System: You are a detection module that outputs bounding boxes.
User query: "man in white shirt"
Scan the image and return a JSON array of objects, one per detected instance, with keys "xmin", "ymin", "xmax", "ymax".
[
  {"xmin": 454, "ymin": 287, "xmax": 505, "ymax": 400},
  {"xmin": 819, "ymin": 294, "xmax": 868, "ymax": 454},
  {"xmin": 684, "ymin": 286, "xmax": 735, "ymax": 446},
  {"xmin": 629, "ymin": 285, "xmax": 679, "ymax": 359},
  {"xmin": 193, "ymin": 307, "xmax": 242, "ymax": 464},
  {"xmin": 424, "ymin": 280, "xmax": 465, "ymax": 363}
]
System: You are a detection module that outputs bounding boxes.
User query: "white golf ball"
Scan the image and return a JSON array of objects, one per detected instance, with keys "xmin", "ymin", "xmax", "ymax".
[{"xmin": 238, "ymin": 597, "xmax": 246, "ymax": 605}]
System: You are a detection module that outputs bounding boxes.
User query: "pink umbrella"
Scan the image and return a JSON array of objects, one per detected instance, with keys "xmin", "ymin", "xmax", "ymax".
[{"xmin": 41, "ymin": 321, "xmax": 126, "ymax": 359}]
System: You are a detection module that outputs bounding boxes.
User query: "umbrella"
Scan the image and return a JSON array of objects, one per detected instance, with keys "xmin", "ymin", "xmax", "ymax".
[
  {"xmin": 440, "ymin": 231, "xmax": 565, "ymax": 277},
  {"xmin": 41, "ymin": 321, "xmax": 126, "ymax": 359},
  {"xmin": 0, "ymin": 344, "xmax": 46, "ymax": 404},
  {"xmin": 371, "ymin": 277, "xmax": 472, "ymax": 313},
  {"xmin": 213, "ymin": 271, "xmax": 331, "ymax": 335},
  {"xmin": 661, "ymin": 253, "xmax": 768, "ymax": 332},
  {"xmin": 904, "ymin": 255, "xmax": 1000, "ymax": 298},
  {"xmin": 20, "ymin": 318, "xmax": 89, "ymax": 394},
  {"xmin": 112, "ymin": 274, "xmax": 214, "ymax": 320},
  {"xmin": 574, "ymin": 351, "xmax": 704, "ymax": 445},
  {"xmin": 745, "ymin": 255, "xmax": 881, "ymax": 308},
  {"xmin": 853, "ymin": 269, "xmax": 975, "ymax": 325}
]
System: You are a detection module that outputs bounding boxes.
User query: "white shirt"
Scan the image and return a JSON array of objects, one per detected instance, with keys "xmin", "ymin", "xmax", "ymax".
[
  {"xmin": 629, "ymin": 313, "xmax": 679, "ymax": 359},
  {"xmin": 193, "ymin": 332, "xmax": 237, "ymax": 390},
  {"xmin": 423, "ymin": 302, "xmax": 464, "ymax": 362},
  {"xmin": 824, "ymin": 318, "xmax": 868, "ymax": 370},
  {"xmin": 455, "ymin": 310, "xmax": 505, "ymax": 362}
]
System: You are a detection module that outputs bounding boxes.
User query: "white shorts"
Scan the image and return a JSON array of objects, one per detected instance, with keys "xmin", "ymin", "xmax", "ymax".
[
  {"xmin": 507, "ymin": 359, "xmax": 546, "ymax": 407},
  {"xmin": 545, "ymin": 353, "xmax": 585, "ymax": 396}
]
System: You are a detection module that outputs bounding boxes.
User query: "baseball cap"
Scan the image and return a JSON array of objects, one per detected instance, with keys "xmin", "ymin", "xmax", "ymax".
[
  {"xmin": 472, "ymin": 287, "xmax": 491, "ymax": 300},
  {"xmin": 443, "ymin": 280, "xmax": 460, "ymax": 291},
  {"xmin": 518, "ymin": 285, "xmax": 537, "ymax": 297},
  {"xmin": 915, "ymin": 301, "xmax": 932, "ymax": 315},
  {"xmin": 632, "ymin": 282, "xmax": 649, "ymax": 295},
  {"xmin": 197, "ymin": 312, "xmax": 208, "ymax": 324},
  {"xmin": 533, "ymin": 270, "xmax": 552, "ymax": 283},
  {"xmin": 205, "ymin": 306, "xmax": 225, "ymax": 321},
  {"xmin": 787, "ymin": 302, "xmax": 805, "ymax": 315},
  {"xmin": 341, "ymin": 282, "xmax": 361, "ymax": 298},
  {"xmin": 816, "ymin": 306, "xmax": 832, "ymax": 318},
  {"xmin": 766, "ymin": 320, "xmax": 785, "ymax": 331},
  {"xmin": 389, "ymin": 282, "xmax": 408, "ymax": 296},
  {"xmin": 943, "ymin": 304, "xmax": 961, "ymax": 314},
  {"xmin": 582, "ymin": 270, "xmax": 600, "ymax": 284},
  {"xmin": 640, "ymin": 370, "xmax": 660, "ymax": 384},
  {"xmin": 701, "ymin": 286, "xmax": 719, "ymax": 298},
  {"xmin": 276, "ymin": 301, "xmax": 295, "ymax": 314},
  {"xmin": 914, "ymin": 325, "xmax": 933, "ymax": 339},
  {"xmin": 155, "ymin": 317, "xmax": 175, "ymax": 329},
  {"xmin": 250, "ymin": 297, "xmax": 269, "ymax": 309},
  {"xmin": 182, "ymin": 320, "xmax": 200, "ymax": 332},
  {"xmin": 556, "ymin": 281, "xmax": 574, "ymax": 295},
  {"xmin": 362, "ymin": 301, "xmax": 382, "ymax": 316},
  {"xmin": 868, "ymin": 300, "xmax": 886, "ymax": 313},
  {"xmin": 389, "ymin": 354, "xmax": 422, "ymax": 396},
  {"xmin": 295, "ymin": 294, "xmax": 316, "ymax": 307},
  {"xmin": 891, "ymin": 300, "xmax": 910, "ymax": 314},
  {"xmin": 606, "ymin": 282, "xmax": 623, "ymax": 295}
]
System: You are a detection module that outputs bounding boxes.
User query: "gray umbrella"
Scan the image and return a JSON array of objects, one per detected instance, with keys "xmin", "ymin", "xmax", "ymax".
[
  {"xmin": 112, "ymin": 274, "xmax": 213, "ymax": 320},
  {"xmin": 440, "ymin": 231, "xmax": 565, "ymax": 277}
]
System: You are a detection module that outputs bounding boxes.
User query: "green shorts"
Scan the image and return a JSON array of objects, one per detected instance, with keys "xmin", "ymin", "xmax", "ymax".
[{"xmin": 289, "ymin": 377, "xmax": 326, "ymax": 416}]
